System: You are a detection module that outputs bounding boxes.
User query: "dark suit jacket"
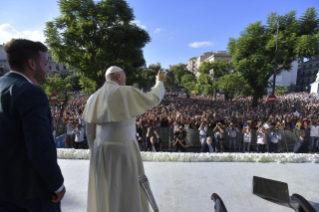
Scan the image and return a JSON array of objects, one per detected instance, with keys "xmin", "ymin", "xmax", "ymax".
[
  {"xmin": 0, "ymin": 72, "xmax": 64, "ymax": 201},
  {"xmin": 293, "ymin": 139, "xmax": 309, "ymax": 153},
  {"xmin": 201, "ymin": 142, "xmax": 214, "ymax": 153}
]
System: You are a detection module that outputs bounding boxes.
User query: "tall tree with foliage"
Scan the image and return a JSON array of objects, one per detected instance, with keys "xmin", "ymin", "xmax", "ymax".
[
  {"xmin": 169, "ymin": 63, "xmax": 188, "ymax": 87},
  {"xmin": 181, "ymin": 73, "xmax": 196, "ymax": 93},
  {"xmin": 196, "ymin": 59, "xmax": 233, "ymax": 96},
  {"xmin": 38, "ymin": 75, "xmax": 74, "ymax": 120},
  {"xmin": 228, "ymin": 7, "xmax": 319, "ymax": 107},
  {"xmin": 165, "ymin": 70, "xmax": 178, "ymax": 91},
  {"xmin": 45, "ymin": 0, "xmax": 151, "ymax": 91},
  {"xmin": 275, "ymin": 85, "xmax": 289, "ymax": 96},
  {"xmin": 214, "ymin": 72, "xmax": 254, "ymax": 97}
]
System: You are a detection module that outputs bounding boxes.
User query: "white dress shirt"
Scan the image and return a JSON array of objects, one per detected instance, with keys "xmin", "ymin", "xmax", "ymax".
[{"xmin": 10, "ymin": 71, "xmax": 33, "ymax": 84}]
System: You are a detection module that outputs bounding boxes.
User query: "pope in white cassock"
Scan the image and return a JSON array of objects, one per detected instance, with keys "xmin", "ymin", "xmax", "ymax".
[{"xmin": 82, "ymin": 66, "xmax": 166, "ymax": 212}]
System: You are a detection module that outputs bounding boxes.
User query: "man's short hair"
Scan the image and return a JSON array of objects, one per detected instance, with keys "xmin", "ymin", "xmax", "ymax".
[{"xmin": 3, "ymin": 39, "xmax": 48, "ymax": 72}]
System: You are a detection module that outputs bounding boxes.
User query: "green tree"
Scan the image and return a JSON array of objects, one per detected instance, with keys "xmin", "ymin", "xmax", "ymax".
[
  {"xmin": 275, "ymin": 85, "xmax": 289, "ymax": 96},
  {"xmin": 131, "ymin": 68, "xmax": 156, "ymax": 90},
  {"xmin": 165, "ymin": 70, "xmax": 178, "ymax": 91},
  {"xmin": 38, "ymin": 75, "xmax": 74, "ymax": 120},
  {"xmin": 214, "ymin": 72, "xmax": 254, "ymax": 98},
  {"xmin": 65, "ymin": 74, "xmax": 81, "ymax": 90},
  {"xmin": 181, "ymin": 73, "xmax": 196, "ymax": 93},
  {"xmin": 45, "ymin": 0, "xmax": 151, "ymax": 91},
  {"xmin": 47, "ymin": 70, "xmax": 61, "ymax": 78},
  {"xmin": 196, "ymin": 59, "xmax": 233, "ymax": 96},
  {"xmin": 228, "ymin": 7, "xmax": 319, "ymax": 107},
  {"xmin": 148, "ymin": 62, "xmax": 162, "ymax": 72},
  {"xmin": 169, "ymin": 63, "xmax": 188, "ymax": 87}
]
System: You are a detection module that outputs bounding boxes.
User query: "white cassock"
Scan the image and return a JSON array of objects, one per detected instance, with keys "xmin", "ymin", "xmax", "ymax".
[{"xmin": 82, "ymin": 80, "xmax": 165, "ymax": 212}]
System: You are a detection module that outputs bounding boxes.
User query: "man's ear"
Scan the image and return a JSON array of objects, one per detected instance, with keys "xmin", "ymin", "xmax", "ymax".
[{"xmin": 27, "ymin": 58, "xmax": 37, "ymax": 72}]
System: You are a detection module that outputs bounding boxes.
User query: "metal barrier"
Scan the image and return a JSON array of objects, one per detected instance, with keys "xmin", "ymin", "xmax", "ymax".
[
  {"xmin": 55, "ymin": 124, "xmax": 311, "ymax": 152},
  {"xmin": 140, "ymin": 127, "xmax": 310, "ymax": 153}
]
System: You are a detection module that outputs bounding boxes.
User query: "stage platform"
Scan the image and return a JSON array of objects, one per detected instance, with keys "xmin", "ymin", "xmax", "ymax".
[{"xmin": 59, "ymin": 159, "xmax": 319, "ymax": 212}]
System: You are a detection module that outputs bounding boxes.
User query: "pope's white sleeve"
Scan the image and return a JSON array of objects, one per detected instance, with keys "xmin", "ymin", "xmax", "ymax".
[
  {"xmin": 109, "ymin": 81, "xmax": 165, "ymax": 120},
  {"xmin": 86, "ymin": 122, "xmax": 96, "ymax": 150}
]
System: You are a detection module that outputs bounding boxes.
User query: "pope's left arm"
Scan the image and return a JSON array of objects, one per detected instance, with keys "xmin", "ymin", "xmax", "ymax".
[{"xmin": 115, "ymin": 81, "xmax": 165, "ymax": 118}]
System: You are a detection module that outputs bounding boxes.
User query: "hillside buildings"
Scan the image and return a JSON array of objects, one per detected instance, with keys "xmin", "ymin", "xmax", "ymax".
[
  {"xmin": 296, "ymin": 57, "xmax": 319, "ymax": 93},
  {"xmin": 0, "ymin": 44, "xmax": 72, "ymax": 77}
]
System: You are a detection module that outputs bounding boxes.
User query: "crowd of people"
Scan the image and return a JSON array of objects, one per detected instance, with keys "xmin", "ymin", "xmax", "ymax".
[{"xmin": 53, "ymin": 91, "xmax": 319, "ymax": 153}]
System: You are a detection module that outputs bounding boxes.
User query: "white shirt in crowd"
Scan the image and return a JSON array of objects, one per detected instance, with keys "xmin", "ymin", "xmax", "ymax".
[
  {"xmin": 310, "ymin": 125, "xmax": 319, "ymax": 137},
  {"xmin": 66, "ymin": 125, "xmax": 73, "ymax": 135},
  {"xmin": 73, "ymin": 127, "xmax": 85, "ymax": 142},
  {"xmin": 243, "ymin": 131, "xmax": 251, "ymax": 143},
  {"xmin": 78, "ymin": 115, "xmax": 86, "ymax": 127},
  {"xmin": 198, "ymin": 125, "xmax": 208, "ymax": 136},
  {"xmin": 270, "ymin": 132, "xmax": 282, "ymax": 143}
]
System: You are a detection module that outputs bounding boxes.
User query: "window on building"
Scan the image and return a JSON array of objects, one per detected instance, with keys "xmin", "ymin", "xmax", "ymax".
[
  {"xmin": 308, "ymin": 79, "xmax": 310, "ymax": 83},
  {"xmin": 56, "ymin": 65, "xmax": 59, "ymax": 70},
  {"xmin": 63, "ymin": 66, "xmax": 66, "ymax": 70},
  {"xmin": 49, "ymin": 66, "xmax": 51, "ymax": 70},
  {"xmin": 303, "ymin": 65, "xmax": 306, "ymax": 68},
  {"xmin": 316, "ymin": 63, "xmax": 319, "ymax": 67},
  {"xmin": 309, "ymin": 64, "xmax": 312, "ymax": 68}
]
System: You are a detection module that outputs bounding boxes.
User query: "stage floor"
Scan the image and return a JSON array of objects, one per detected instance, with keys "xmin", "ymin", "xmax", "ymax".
[{"xmin": 59, "ymin": 159, "xmax": 319, "ymax": 212}]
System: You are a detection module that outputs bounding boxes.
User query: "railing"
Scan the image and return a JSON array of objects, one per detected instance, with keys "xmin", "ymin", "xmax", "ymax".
[
  {"xmin": 54, "ymin": 122, "xmax": 310, "ymax": 152},
  {"xmin": 141, "ymin": 128, "xmax": 310, "ymax": 152}
]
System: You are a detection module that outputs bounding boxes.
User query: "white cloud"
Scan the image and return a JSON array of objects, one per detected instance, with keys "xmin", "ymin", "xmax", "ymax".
[
  {"xmin": 0, "ymin": 24, "xmax": 45, "ymax": 44},
  {"xmin": 22, "ymin": 30, "xmax": 46, "ymax": 43},
  {"xmin": 189, "ymin": 41, "xmax": 214, "ymax": 48},
  {"xmin": 131, "ymin": 20, "xmax": 147, "ymax": 29},
  {"xmin": 153, "ymin": 28, "xmax": 165, "ymax": 34},
  {"xmin": 168, "ymin": 37, "xmax": 173, "ymax": 41}
]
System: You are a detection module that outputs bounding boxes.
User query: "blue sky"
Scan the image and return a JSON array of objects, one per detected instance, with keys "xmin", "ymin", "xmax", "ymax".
[{"xmin": 0, "ymin": 0, "xmax": 318, "ymax": 69}]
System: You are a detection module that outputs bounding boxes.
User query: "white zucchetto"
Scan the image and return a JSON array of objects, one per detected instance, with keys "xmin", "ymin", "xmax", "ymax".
[{"xmin": 105, "ymin": 66, "xmax": 123, "ymax": 76}]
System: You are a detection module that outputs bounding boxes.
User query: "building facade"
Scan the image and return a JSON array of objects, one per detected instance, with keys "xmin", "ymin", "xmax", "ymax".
[
  {"xmin": 188, "ymin": 51, "xmax": 233, "ymax": 77},
  {"xmin": 186, "ymin": 57, "xmax": 197, "ymax": 73},
  {"xmin": 204, "ymin": 51, "xmax": 232, "ymax": 77},
  {"xmin": 267, "ymin": 61, "xmax": 298, "ymax": 94},
  {"xmin": 46, "ymin": 51, "xmax": 72, "ymax": 74},
  {"xmin": 0, "ymin": 44, "xmax": 72, "ymax": 76},
  {"xmin": 296, "ymin": 57, "xmax": 319, "ymax": 92}
]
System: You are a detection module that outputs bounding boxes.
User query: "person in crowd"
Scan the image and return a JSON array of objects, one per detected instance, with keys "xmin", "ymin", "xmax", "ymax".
[
  {"xmin": 201, "ymin": 137, "xmax": 214, "ymax": 153},
  {"xmin": 66, "ymin": 120, "xmax": 74, "ymax": 148},
  {"xmin": 198, "ymin": 119, "xmax": 208, "ymax": 152},
  {"xmin": 173, "ymin": 133, "xmax": 186, "ymax": 152},
  {"xmin": 269, "ymin": 127, "xmax": 282, "ymax": 153},
  {"xmin": 307, "ymin": 120, "xmax": 319, "ymax": 153},
  {"xmin": 174, "ymin": 125, "xmax": 187, "ymax": 141},
  {"xmin": 72, "ymin": 124, "xmax": 85, "ymax": 149},
  {"xmin": 213, "ymin": 122, "xmax": 225, "ymax": 152},
  {"xmin": 0, "ymin": 38, "xmax": 65, "ymax": 211},
  {"xmin": 146, "ymin": 127, "xmax": 161, "ymax": 152},
  {"xmin": 242, "ymin": 126, "xmax": 252, "ymax": 153},
  {"xmin": 82, "ymin": 66, "xmax": 165, "ymax": 212},
  {"xmin": 226, "ymin": 122, "xmax": 239, "ymax": 152},
  {"xmin": 137, "ymin": 137, "xmax": 147, "ymax": 151},
  {"xmin": 256, "ymin": 127, "xmax": 267, "ymax": 153},
  {"xmin": 294, "ymin": 134, "xmax": 309, "ymax": 153}
]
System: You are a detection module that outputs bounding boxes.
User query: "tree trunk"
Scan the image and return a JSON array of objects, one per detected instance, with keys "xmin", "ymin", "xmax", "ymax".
[{"xmin": 251, "ymin": 88, "xmax": 259, "ymax": 108}]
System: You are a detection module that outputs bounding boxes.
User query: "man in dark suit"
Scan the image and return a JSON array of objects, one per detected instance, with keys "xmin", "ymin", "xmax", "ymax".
[
  {"xmin": 146, "ymin": 127, "xmax": 161, "ymax": 152},
  {"xmin": 201, "ymin": 137, "xmax": 214, "ymax": 153},
  {"xmin": 294, "ymin": 134, "xmax": 309, "ymax": 153},
  {"xmin": 0, "ymin": 39, "xmax": 65, "ymax": 211}
]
